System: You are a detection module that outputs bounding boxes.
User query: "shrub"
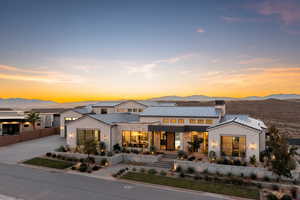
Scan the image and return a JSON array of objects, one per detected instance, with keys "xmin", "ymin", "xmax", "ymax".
[
  {"xmin": 249, "ymin": 155, "xmax": 256, "ymax": 165},
  {"xmin": 186, "ymin": 167, "xmax": 195, "ymax": 174},
  {"xmin": 266, "ymin": 193, "xmax": 278, "ymax": 200},
  {"xmin": 71, "ymin": 166, "xmax": 76, "ymax": 170},
  {"xmin": 132, "ymin": 167, "xmax": 136, "ymax": 172},
  {"xmin": 148, "ymin": 169, "xmax": 157, "ymax": 175},
  {"xmin": 149, "ymin": 146, "xmax": 156, "ymax": 153},
  {"xmin": 256, "ymin": 183, "xmax": 262, "ymax": 189},
  {"xmin": 51, "ymin": 154, "xmax": 57, "ymax": 158},
  {"xmin": 92, "ymin": 165, "xmax": 100, "ymax": 171},
  {"xmin": 194, "ymin": 172, "xmax": 201, "ymax": 180},
  {"xmin": 280, "ymin": 195, "xmax": 292, "ymax": 200},
  {"xmin": 203, "ymin": 169, "xmax": 208, "ymax": 174},
  {"xmin": 175, "ymin": 166, "xmax": 182, "ymax": 172},
  {"xmin": 99, "ymin": 142, "xmax": 106, "ymax": 152},
  {"xmin": 290, "ymin": 187, "xmax": 298, "ymax": 199},
  {"xmin": 204, "ymin": 175, "xmax": 211, "ymax": 181},
  {"xmin": 240, "ymin": 173, "xmax": 244, "ymax": 178},
  {"xmin": 187, "ymin": 156, "xmax": 195, "ymax": 161},
  {"xmin": 159, "ymin": 170, "xmax": 166, "ymax": 176},
  {"xmin": 271, "ymin": 184, "xmax": 279, "ymax": 191},
  {"xmin": 106, "ymin": 151, "xmax": 113, "ymax": 157},
  {"xmin": 227, "ymin": 172, "xmax": 232, "ymax": 177},
  {"xmin": 101, "ymin": 158, "xmax": 108, "ymax": 166},
  {"xmin": 233, "ymin": 159, "xmax": 241, "ymax": 166},
  {"xmin": 86, "ymin": 157, "xmax": 95, "ymax": 164},
  {"xmin": 179, "ymin": 172, "xmax": 185, "ymax": 178},
  {"xmin": 113, "ymin": 143, "xmax": 121, "ymax": 152},
  {"xmin": 56, "ymin": 145, "xmax": 67, "ymax": 152},
  {"xmin": 216, "ymin": 171, "xmax": 221, "ymax": 176},
  {"xmin": 263, "ymin": 176, "xmax": 270, "ymax": 182},
  {"xmin": 140, "ymin": 168, "xmax": 145, "ymax": 173},
  {"xmin": 131, "ymin": 149, "xmax": 139, "ymax": 154},
  {"xmin": 46, "ymin": 152, "xmax": 52, "ymax": 157},
  {"xmin": 177, "ymin": 150, "xmax": 187, "ymax": 159},
  {"xmin": 208, "ymin": 151, "xmax": 216, "ymax": 161},
  {"xmin": 250, "ymin": 173, "xmax": 257, "ymax": 180},
  {"xmin": 79, "ymin": 158, "xmax": 85, "ymax": 163},
  {"xmin": 79, "ymin": 163, "xmax": 88, "ymax": 172}
]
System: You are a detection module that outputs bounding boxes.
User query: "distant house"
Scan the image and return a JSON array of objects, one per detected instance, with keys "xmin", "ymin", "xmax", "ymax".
[
  {"xmin": 0, "ymin": 111, "xmax": 42, "ymax": 135},
  {"xmin": 64, "ymin": 100, "xmax": 267, "ymax": 161},
  {"xmin": 30, "ymin": 108, "xmax": 66, "ymax": 128}
]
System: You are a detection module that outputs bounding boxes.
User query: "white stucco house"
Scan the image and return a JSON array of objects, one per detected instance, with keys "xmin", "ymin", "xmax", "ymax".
[{"xmin": 63, "ymin": 100, "xmax": 267, "ymax": 161}]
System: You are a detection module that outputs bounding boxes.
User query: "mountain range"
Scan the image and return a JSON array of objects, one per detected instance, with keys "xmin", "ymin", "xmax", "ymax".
[
  {"xmin": 0, "ymin": 94, "xmax": 300, "ymax": 109},
  {"xmin": 149, "ymin": 94, "xmax": 300, "ymax": 101}
]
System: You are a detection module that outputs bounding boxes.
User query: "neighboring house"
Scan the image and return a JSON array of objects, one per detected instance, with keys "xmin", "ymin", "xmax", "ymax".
[
  {"xmin": 65, "ymin": 100, "xmax": 267, "ymax": 161},
  {"xmin": 60, "ymin": 106, "xmax": 93, "ymax": 137},
  {"xmin": 31, "ymin": 108, "xmax": 67, "ymax": 128},
  {"xmin": 92, "ymin": 100, "xmax": 175, "ymax": 114},
  {"xmin": 0, "ymin": 111, "xmax": 43, "ymax": 135}
]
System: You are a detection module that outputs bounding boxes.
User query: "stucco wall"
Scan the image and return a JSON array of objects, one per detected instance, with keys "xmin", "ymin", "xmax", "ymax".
[
  {"xmin": 66, "ymin": 116, "xmax": 112, "ymax": 150},
  {"xmin": 175, "ymin": 160, "xmax": 300, "ymax": 180},
  {"xmin": 208, "ymin": 122, "xmax": 261, "ymax": 161},
  {"xmin": 114, "ymin": 101, "xmax": 147, "ymax": 112},
  {"xmin": 60, "ymin": 110, "xmax": 83, "ymax": 137}
]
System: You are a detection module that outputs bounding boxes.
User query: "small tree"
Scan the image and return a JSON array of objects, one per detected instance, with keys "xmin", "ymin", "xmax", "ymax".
[
  {"xmin": 26, "ymin": 112, "xmax": 40, "ymax": 130},
  {"xmin": 83, "ymin": 139, "xmax": 97, "ymax": 159},
  {"xmin": 187, "ymin": 138, "xmax": 203, "ymax": 152},
  {"xmin": 267, "ymin": 125, "xmax": 298, "ymax": 179}
]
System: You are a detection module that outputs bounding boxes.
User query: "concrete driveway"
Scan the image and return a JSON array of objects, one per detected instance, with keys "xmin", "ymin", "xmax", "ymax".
[{"xmin": 0, "ymin": 135, "xmax": 65, "ymax": 164}]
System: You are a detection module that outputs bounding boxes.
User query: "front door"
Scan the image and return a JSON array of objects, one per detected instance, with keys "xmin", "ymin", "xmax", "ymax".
[{"xmin": 166, "ymin": 132, "xmax": 175, "ymax": 151}]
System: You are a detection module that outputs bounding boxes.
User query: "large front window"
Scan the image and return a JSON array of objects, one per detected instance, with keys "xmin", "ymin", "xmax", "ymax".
[
  {"xmin": 221, "ymin": 136, "xmax": 246, "ymax": 157},
  {"xmin": 77, "ymin": 129, "xmax": 100, "ymax": 145},
  {"xmin": 122, "ymin": 131, "xmax": 149, "ymax": 148}
]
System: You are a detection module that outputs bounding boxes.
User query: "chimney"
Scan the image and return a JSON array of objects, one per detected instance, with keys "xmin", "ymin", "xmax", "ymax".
[{"xmin": 215, "ymin": 100, "xmax": 226, "ymax": 117}]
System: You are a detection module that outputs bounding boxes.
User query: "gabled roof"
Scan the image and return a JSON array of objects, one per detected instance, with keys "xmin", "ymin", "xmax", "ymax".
[
  {"xmin": 209, "ymin": 114, "xmax": 266, "ymax": 131},
  {"xmin": 30, "ymin": 108, "xmax": 67, "ymax": 114},
  {"xmin": 87, "ymin": 113, "xmax": 139, "ymax": 125},
  {"xmin": 140, "ymin": 106, "xmax": 219, "ymax": 118},
  {"xmin": 92, "ymin": 100, "xmax": 176, "ymax": 108}
]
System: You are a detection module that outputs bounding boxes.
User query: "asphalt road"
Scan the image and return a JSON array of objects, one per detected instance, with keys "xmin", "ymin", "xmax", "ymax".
[{"xmin": 0, "ymin": 163, "xmax": 226, "ymax": 200}]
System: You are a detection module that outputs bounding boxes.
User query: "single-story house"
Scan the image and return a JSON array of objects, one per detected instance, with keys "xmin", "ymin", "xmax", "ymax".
[{"xmin": 64, "ymin": 100, "xmax": 267, "ymax": 161}]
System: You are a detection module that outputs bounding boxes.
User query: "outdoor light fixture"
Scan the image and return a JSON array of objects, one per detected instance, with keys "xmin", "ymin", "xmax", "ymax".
[
  {"xmin": 249, "ymin": 143, "xmax": 256, "ymax": 150},
  {"xmin": 211, "ymin": 141, "xmax": 217, "ymax": 148}
]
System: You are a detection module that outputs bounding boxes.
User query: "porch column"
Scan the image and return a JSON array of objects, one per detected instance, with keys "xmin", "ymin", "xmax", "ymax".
[
  {"xmin": 148, "ymin": 131, "xmax": 152, "ymax": 151},
  {"xmin": 179, "ymin": 132, "xmax": 184, "ymax": 150}
]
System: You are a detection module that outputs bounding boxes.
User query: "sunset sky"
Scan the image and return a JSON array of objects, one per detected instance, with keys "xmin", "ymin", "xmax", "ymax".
[{"xmin": 0, "ymin": 0, "xmax": 300, "ymax": 102}]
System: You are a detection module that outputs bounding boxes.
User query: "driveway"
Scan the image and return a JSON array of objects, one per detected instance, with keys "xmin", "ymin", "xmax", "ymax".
[
  {"xmin": 0, "ymin": 163, "xmax": 225, "ymax": 200},
  {"xmin": 0, "ymin": 135, "xmax": 65, "ymax": 164}
]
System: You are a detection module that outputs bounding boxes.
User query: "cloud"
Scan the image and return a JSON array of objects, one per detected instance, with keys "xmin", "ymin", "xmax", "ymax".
[
  {"xmin": 196, "ymin": 28, "xmax": 205, "ymax": 33},
  {"xmin": 221, "ymin": 16, "xmax": 269, "ymax": 23},
  {"xmin": 0, "ymin": 64, "xmax": 83, "ymax": 83},
  {"xmin": 257, "ymin": 0, "xmax": 300, "ymax": 25},
  {"xmin": 238, "ymin": 57, "xmax": 278, "ymax": 65},
  {"xmin": 126, "ymin": 54, "xmax": 194, "ymax": 79}
]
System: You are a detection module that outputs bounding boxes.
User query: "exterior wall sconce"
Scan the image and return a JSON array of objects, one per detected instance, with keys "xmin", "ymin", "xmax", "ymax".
[
  {"xmin": 211, "ymin": 141, "xmax": 217, "ymax": 148},
  {"xmin": 69, "ymin": 133, "xmax": 74, "ymax": 139},
  {"xmin": 249, "ymin": 143, "xmax": 256, "ymax": 150}
]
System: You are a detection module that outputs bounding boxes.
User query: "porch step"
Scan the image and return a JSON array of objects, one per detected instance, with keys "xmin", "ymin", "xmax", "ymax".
[
  {"xmin": 146, "ymin": 160, "xmax": 174, "ymax": 169},
  {"xmin": 162, "ymin": 153, "xmax": 177, "ymax": 159}
]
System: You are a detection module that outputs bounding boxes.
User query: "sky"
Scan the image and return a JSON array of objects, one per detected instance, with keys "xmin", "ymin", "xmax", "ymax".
[{"xmin": 0, "ymin": 0, "xmax": 300, "ymax": 102}]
